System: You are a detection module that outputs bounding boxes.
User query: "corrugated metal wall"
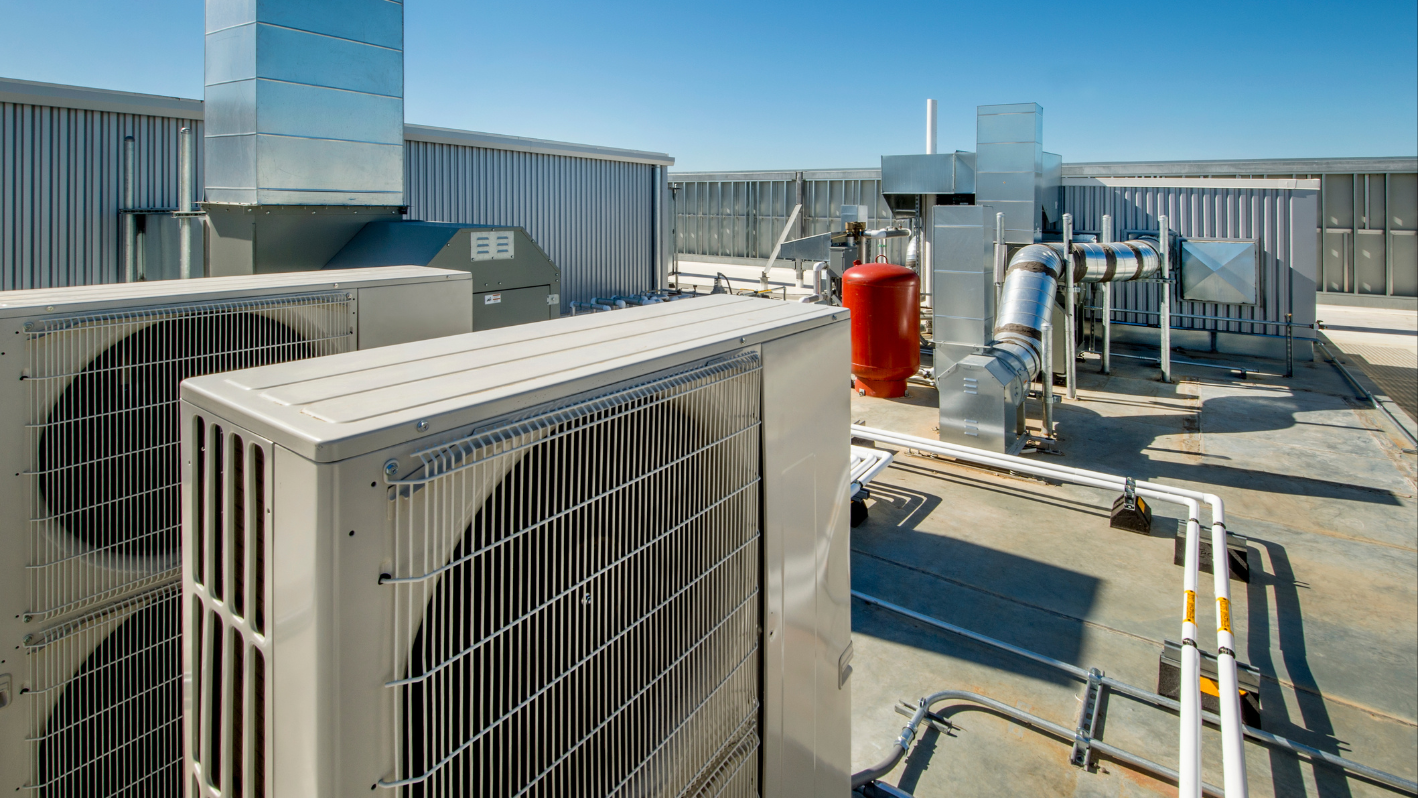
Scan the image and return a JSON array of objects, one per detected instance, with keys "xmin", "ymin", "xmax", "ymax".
[
  {"xmin": 405, "ymin": 141, "xmax": 655, "ymax": 310},
  {"xmin": 1066, "ymin": 164, "xmax": 1417, "ymax": 302},
  {"xmin": 671, "ymin": 171, "xmax": 910, "ymax": 266},
  {"xmin": 1, "ymin": 100, "xmax": 202, "ymax": 289},
  {"xmin": 3, "ymin": 92, "xmax": 663, "ymax": 308},
  {"xmin": 1063, "ymin": 182, "xmax": 1317, "ymax": 337}
]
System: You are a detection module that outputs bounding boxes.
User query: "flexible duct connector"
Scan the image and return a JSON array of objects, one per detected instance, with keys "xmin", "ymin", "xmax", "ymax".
[{"xmin": 990, "ymin": 240, "xmax": 1160, "ymax": 382}]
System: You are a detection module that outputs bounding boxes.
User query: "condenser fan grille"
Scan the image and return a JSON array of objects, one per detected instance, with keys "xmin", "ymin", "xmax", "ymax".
[
  {"xmin": 25, "ymin": 584, "xmax": 182, "ymax": 798},
  {"xmin": 386, "ymin": 352, "xmax": 764, "ymax": 797},
  {"xmin": 26, "ymin": 292, "xmax": 354, "ymax": 620}
]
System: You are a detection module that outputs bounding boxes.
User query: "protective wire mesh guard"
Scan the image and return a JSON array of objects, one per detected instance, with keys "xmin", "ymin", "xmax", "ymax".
[
  {"xmin": 383, "ymin": 351, "xmax": 765, "ymax": 797},
  {"xmin": 23, "ymin": 583, "xmax": 182, "ymax": 797},
  {"xmin": 25, "ymin": 291, "xmax": 355, "ymax": 621}
]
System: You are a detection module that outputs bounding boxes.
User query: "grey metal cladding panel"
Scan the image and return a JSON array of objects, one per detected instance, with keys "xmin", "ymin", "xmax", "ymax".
[
  {"xmin": 206, "ymin": 0, "xmax": 255, "ymax": 33},
  {"xmin": 1, "ymin": 101, "xmax": 204, "ymax": 289},
  {"xmin": 976, "ymin": 142, "xmax": 1042, "ymax": 174},
  {"xmin": 257, "ymin": 0, "xmax": 404, "ymax": 49},
  {"xmin": 203, "ymin": 79, "xmax": 256, "ymax": 136},
  {"xmin": 255, "ymin": 135, "xmax": 402, "ymax": 194},
  {"xmin": 205, "ymin": 24, "xmax": 257, "ymax": 85},
  {"xmin": 880, "ymin": 154, "xmax": 959, "ymax": 194},
  {"xmin": 205, "ymin": 130, "xmax": 256, "ymax": 196},
  {"xmin": 933, "ymin": 313, "xmax": 992, "ymax": 347},
  {"xmin": 976, "ymin": 171, "xmax": 1038, "ymax": 202},
  {"xmin": 254, "ymin": 23, "xmax": 403, "ymax": 98},
  {"xmin": 935, "ymin": 269, "xmax": 991, "ymax": 325},
  {"xmin": 254, "ymin": 79, "xmax": 402, "ymax": 143},
  {"xmin": 405, "ymin": 140, "xmax": 655, "ymax": 310},
  {"xmin": 976, "ymin": 107, "xmax": 1042, "ymax": 144}
]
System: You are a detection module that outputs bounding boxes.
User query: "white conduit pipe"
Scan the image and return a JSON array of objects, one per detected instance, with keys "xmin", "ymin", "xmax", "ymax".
[{"xmin": 850, "ymin": 425, "xmax": 1246, "ymax": 798}]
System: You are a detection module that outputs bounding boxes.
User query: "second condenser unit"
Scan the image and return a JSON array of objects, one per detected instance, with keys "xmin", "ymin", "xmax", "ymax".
[
  {"xmin": 0, "ymin": 267, "xmax": 474, "ymax": 797},
  {"xmin": 180, "ymin": 295, "xmax": 854, "ymax": 798}
]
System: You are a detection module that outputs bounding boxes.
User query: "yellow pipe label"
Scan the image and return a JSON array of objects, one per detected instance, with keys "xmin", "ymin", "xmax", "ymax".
[
  {"xmin": 1217, "ymin": 597, "xmax": 1232, "ymax": 633},
  {"xmin": 1184, "ymin": 590, "xmax": 1195, "ymax": 624}
]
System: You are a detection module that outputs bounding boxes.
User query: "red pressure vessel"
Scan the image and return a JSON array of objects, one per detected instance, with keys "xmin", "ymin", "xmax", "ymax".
[{"xmin": 842, "ymin": 259, "xmax": 920, "ymax": 398}]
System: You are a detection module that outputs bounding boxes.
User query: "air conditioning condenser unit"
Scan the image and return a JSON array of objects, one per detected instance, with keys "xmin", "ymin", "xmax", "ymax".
[
  {"xmin": 0, "ymin": 267, "xmax": 474, "ymax": 797},
  {"xmin": 179, "ymin": 294, "xmax": 854, "ymax": 797}
]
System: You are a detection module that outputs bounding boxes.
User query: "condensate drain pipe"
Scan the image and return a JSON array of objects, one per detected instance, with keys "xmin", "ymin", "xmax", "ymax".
[{"xmin": 850, "ymin": 425, "xmax": 1244, "ymax": 797}]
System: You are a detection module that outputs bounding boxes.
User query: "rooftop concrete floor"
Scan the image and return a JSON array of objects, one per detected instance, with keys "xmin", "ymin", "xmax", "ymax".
[{"xmin": 847, "ymin": 337, "xmax": 1418, "ymax": 797}]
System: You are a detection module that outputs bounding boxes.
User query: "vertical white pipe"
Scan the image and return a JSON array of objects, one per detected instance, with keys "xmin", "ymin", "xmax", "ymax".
[
  {"xmin": 1213, "ymin": 515, "xmax": 1250, "ymax": 798},
  {"xmin": 1160, "ymin": 215, "xmax": 1172, "ymax": 383},
  {"xmin": 123, "ymin": 136, "xmax": 136, "ymax": 283},
  {"xmin": 1179, "ymin": 502, "xmax": 1203, "ymax": 798},
  {"xmin": 179, "ymin": 127, "xmax": 195, "ymax": 279},
  {"xmin": 926, "ymin": 99, "xmax": 937, "ymax": 155},
  {"xmin": 1102, "ymin": 215, "xmax": 1113, "ymax": 374},
  {"xmin": 1063, "ymin": 214, "xmax": 1076, "ymax": 399}
]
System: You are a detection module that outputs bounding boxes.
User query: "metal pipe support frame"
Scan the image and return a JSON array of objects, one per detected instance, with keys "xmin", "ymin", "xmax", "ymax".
[
  {"xmin": 850, "ymin": 591, "xmax": 1418, "ymax": 797},
  {"xmin": 849, "ymin": 425, "xmax": 1249, "ymax": 796},
  {"xmin": 1102, "ymin": 215, "xmax": 1113, "ymax": 374},
  {"xmin": 1064, "ymin": 214, "xmax": 1076, "ymax": 399}
]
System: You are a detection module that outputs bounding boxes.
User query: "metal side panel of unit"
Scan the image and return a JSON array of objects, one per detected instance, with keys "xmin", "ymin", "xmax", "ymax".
[
  {"xmin": 356, "ymin": 277, "xmax": 473, "ymax": 348},
  {"xmin": 761, "ymin": 321, "xmax": 853, "ymax": 798}
]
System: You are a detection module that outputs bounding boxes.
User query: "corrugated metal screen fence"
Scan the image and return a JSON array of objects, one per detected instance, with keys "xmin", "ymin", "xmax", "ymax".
[
  {"xmin": 1, "ymin": 101, "xmax": 202, "ymax": 290},
  {"xmin": 1063, "ymin": 182, "xmax": 1318, "ymax": 337},
  {"xmin": 672, "ymin": 171, "xmax": 910, "ymax": 266}
]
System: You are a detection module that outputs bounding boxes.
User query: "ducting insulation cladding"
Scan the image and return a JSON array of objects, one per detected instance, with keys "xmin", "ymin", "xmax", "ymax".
[{"xmin": 844, "ymin": 260, "xmax": 920, "ymax": 397}]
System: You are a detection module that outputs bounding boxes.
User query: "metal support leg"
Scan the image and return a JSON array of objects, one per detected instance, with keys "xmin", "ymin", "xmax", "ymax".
[
  {"xmin": 1159, "ymin": 215, "xmax": 1172, "ymax": 384},
  {"xmin": 1042, "ymin": 318, "xmax": 1055, "ymax": 438},
  {"xmin": 1285, "ymin": 313, "xmax": 1294, "ymax": 378},
  {"xmin": 1071, "ymin": 668, "xmax": 1107, "ymax": 769},
  {"xmin": 1064, "ymin": 214, "xmax": 1076, "ymax": 399},
  {"xmin": 1101, "ymin": 214, "xmax": 1113, "ymax": 374}
]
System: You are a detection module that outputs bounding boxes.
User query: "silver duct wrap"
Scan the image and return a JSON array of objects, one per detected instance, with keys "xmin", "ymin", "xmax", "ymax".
[
  {"xmin": 989, "ymin": 239, "xmax": 1161, "ymax": 382},
  {"xmin": 1054, "ymin": 239, "xmax": 1161, "ymax": 283}
]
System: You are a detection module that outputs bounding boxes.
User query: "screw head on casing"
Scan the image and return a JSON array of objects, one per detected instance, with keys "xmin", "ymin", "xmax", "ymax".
[
  {"xmin": 416, "ymin": 420, "xmax": 430, "ymax": 432},
  {"xmin": 383, "ymin": 459, "xmax": 399, "ymax": 477}
]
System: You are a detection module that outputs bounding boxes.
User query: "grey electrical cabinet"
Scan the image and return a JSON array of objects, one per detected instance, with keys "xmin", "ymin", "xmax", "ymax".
[{"xmin": 326, "ymin": 220, "xmax": 562, "ymax": 329}]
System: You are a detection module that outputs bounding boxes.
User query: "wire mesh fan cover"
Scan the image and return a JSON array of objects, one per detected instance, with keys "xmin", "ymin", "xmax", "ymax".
[
  {"xmin": 26, "ymin": 586, "xmax": 182, "ymax": 798},
  {"xmin": 390, "ymin": 352, "xmax": 765, "ymax": 798},
  {"xmin": 27, "ymin": 293, "xmax": 354, "ymax": 617},
  {"xmin": 23, "ymin": 292, "xmax": 353, "ymax": 798}
]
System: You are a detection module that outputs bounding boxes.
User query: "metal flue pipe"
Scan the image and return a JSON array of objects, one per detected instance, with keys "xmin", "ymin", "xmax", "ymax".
[
  {"xmin": 926, "ymin": 99, "xmax": 937, "ymax": 155},
  {"xmin": 849, "ymin": 425, "xmax": 1244, "ymax": 796}
]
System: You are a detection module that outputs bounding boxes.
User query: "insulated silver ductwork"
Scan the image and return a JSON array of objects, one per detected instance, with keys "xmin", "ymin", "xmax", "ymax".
[
  {"xmin": 993, "ymin": 240, "xmax": 1161, "ymax": 381},
  {"xmin": 935, "ymin": 238, "xmax": 1160, "ymax": 453}
]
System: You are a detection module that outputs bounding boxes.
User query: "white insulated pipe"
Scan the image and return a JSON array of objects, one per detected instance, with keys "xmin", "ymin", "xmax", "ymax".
[
  {"xmin": 926, "ymin": 99, "xmax": 937, "ymax": 155},
  {"xmin": 848, "ymin": 425, "xmax": 1245, "ymax": 797}
]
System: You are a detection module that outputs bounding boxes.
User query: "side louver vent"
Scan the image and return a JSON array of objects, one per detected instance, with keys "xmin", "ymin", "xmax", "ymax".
[{"xmin": 190, "ymin": 420, "xmax": 273, "ymax": 798}]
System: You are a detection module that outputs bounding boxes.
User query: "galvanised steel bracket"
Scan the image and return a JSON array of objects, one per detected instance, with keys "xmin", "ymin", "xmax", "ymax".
[{"xmin": 1070, "ymin": 668, "xmax": 1106, "ymax": 769}]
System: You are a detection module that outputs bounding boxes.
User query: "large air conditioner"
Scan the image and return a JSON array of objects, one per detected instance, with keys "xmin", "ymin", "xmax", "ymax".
[
  {"xmin": 0, "ymin": 267, "xmax": 475, "ymax": 797},
  {"xmin": 179, "ymin": 295, "xmax": 853, "ymax": 798}
]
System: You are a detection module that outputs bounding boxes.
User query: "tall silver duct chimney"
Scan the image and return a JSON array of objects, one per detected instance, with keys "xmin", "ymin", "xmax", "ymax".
[{"xmin": 203, "ymin": 0, "xmax": 407, "ymax": 275}]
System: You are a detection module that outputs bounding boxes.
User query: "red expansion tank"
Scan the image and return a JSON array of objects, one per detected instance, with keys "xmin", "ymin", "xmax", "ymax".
[{"xmin": 842, "ymin": 259, "xmax": 920, "ymax": 398}]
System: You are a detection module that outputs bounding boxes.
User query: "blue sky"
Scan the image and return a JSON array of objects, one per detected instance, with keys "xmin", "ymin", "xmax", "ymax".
[{"xmin": 2, "ymin": 0, "xmax": 1414, "ymax": 170}]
